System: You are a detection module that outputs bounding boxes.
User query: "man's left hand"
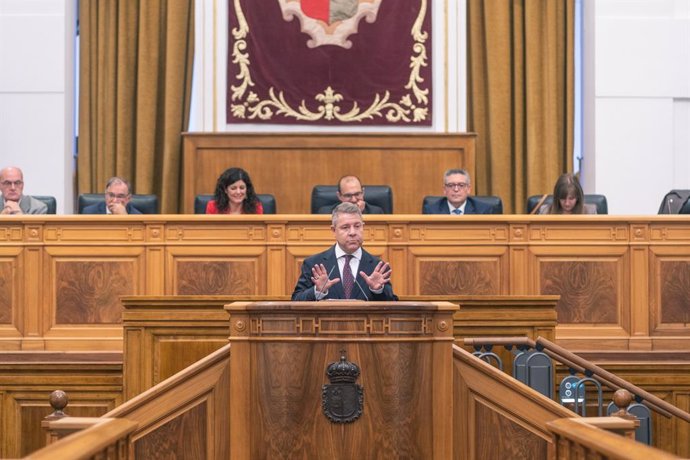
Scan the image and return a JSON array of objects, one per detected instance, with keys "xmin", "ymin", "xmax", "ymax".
[
  {"xmin": 1, "ymin": 200, "xmax": 22, "ymax": 215},
  {"xmin": 360, "ymin": 261, "xmax": 391, "ymax": 291}
]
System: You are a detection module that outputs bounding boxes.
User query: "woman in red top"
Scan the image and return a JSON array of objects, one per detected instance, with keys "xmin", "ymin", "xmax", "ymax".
[{"xmin": 206, "ymin": 167, "xmax": 264, "ymax": 214}]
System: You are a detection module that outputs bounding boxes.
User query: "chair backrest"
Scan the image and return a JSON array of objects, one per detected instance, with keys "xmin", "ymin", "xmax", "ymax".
[
  {"xmin": 77, "ymin": 194, "xmax": 159, "ymax": 214},
  {"xmin": 679, "ymin": 197, "xmax": 690, "ymax": 215},
  {"xmin": 32, "ymin": 195, "xmax": 57, "ymax": 214},
  {"xmin": 194, "ymin": 194, "xmax": 276, "ymax": 214},
  {"xmin": 526, "ymin": 194, "xmax": 608, "ymax": 214},
  {"xmin": 658, "ymin": 190, "xmax": 690, "ymax": 214},
  {"xmin": 311, "ymin": 185, "xmax": 393, "ymax": 214},
  {"xmin": 422, "ymin": 196, "xmax": 503, "ymax": 214}
]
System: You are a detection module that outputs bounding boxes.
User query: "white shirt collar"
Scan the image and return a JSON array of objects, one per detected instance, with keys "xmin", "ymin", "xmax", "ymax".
[
  {"xmin": 447, "ymin": 200, "xmax": 467, "ymax": 214},
  {"xmin": 335, "ymin": 244, "xmax": 362, "ymax": 260}
]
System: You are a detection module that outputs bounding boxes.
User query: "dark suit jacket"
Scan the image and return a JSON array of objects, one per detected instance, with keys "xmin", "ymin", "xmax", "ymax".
[
  {"xmin": 422, "ymin": 197, "xmax": 493, "ymax": 215},
  {"xmin": 291, "ymin": 245, "xmax": 397, "ymax": 301},
  {"xmin": 81, "ymin": 202, "xmax": 142, "ymax": 215},
  {"xmin": 317, "ymin": 202, "xmax": 385, "ymax": 215}
]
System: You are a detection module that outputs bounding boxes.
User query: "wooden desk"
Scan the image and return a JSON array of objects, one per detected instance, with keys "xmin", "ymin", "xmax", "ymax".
[{"xmin": 0, "ymin": 214, "xmax": 689, "ymax": 352}]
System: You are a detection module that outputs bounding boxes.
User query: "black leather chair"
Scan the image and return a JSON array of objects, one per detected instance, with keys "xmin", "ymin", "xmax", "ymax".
[
  {"xmin": 32, "ymin": 195, "xmax": 57, "ymax": 214},
  {"xmin": 77, "ymin": 194, "xmax": 159, "ymax": 214},
  {"xmin": 311, "ymin": 185, "xmax": 393, "ymax": 214},
  {"xmin": 421, "ymin": 196, "xmax": 503, "ymax": 214},
  {"xmin": 526, "ymin": 194, "xmax": 608, "ymax": 214},
  {"xmin": 658, "ymin": 190, "xmax": 690, "ymax": 214},
  {"xmin": 194, "ymin": 194, "xmax": 276, "ymax": 214}
]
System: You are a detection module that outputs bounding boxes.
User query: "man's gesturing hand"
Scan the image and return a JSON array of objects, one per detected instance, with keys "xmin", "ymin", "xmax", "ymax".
[
  {"xmin": 311, "ymin": 263, "xmax": 340, "ymax": 294},
  {"xmin": 360, "ymin": 261, "xmax": 391, "ymax": 291}
]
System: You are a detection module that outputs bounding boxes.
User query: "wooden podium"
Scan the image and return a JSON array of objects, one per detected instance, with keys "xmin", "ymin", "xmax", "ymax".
[{"xmin": 226, "ymin": 301, "xmax": 458, "ymax": 459}]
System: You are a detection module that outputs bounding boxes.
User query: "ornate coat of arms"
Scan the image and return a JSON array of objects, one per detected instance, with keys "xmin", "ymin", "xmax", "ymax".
[
  {"xmin": 322, "ymin": 350, "xmax": 364, "ymax": 423},
  {"xmin": 277, "ymin": 0, "xmax": 383, "ymax": 49},
  {"xmin": 228, "ymin": 0, "xmax": 432, "ymax": 125}
]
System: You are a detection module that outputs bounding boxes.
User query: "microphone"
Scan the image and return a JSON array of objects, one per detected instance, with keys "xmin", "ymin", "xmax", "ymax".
[
  {"xmin": 354, "ymin": 277, "xmax": 370, "ymax": 301},
  {"xmin": 316, "ymin": 264, "xmax": 336, "ymax": 298},
  {"xmin": 668, "ymin": 198, "xmax": 673, "ymax": 214}
]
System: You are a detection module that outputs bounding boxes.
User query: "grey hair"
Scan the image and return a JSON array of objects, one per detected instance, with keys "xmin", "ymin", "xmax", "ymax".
[
  {"xmin": 443, "ymin": 168, "xmax": 471, "ymax": 185},
  {"xmin": 331, "ymin": 202, "xmax": 362, "ymax": 227},
  {"xmin": 105, "ymin": 176, "xmax": 132, "ymax": 194}
]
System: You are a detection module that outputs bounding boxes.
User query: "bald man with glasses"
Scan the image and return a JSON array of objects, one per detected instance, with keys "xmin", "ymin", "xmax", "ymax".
[
  {"xmin": 0, "ymin": 166, "xmax": 47, "ymax": 215},
  {"xmin": 423, "ymin": 168, "xmax": 493, "ymax": 215}
]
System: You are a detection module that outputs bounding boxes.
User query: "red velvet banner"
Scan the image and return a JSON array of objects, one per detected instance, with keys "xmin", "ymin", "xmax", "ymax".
[{"xmin": 227, "ymin": 0, "xmax": 432, "ymax": 126}]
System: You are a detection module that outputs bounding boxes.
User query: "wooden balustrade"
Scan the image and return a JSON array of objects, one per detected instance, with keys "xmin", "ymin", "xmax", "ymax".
[
  {"xmin": 547, "ymin": 418, "xmax": 679, "ymax": 460},
  {"xmin": 26, "ymin": 418, "xmax": 137, "ymax": 460}
]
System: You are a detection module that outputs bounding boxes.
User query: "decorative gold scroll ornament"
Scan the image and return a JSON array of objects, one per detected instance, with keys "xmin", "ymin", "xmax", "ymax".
[{"xmin": 229, "ymin": 0, "xmax": 429, "ymax": 123}]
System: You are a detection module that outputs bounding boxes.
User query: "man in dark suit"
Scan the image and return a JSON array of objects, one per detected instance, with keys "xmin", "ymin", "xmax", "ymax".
[
  {"xmin": 82, "ymin": 177, "xmax": 142, "ymax": 215},
  {"xmin": 317, "ymin": 175, "xmax": 384, "ymax": 214},
  {"xmin": 423, "ymin": 168, "xmax": 493, "ymax": 215},
  {"xmin": 292, "ymin": 202, "xmax": 397, "ymax": 301}
]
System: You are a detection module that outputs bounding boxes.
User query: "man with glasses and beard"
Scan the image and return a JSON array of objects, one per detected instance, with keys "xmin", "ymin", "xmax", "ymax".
[
  {"xmin": 0, "ymin": 166, "xmax": 47, "ymax": 215},
  {"xmin": 423, "ymin": 168, "xmax": 493, "ymax": 215},
  {"xmin": 318, "ymin": 175, "xmax": 385, "ymax": 215}
]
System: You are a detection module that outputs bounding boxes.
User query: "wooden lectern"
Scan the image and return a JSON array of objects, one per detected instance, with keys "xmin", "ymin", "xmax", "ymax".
[{"xmin": 226, "ymin": 301, "xmax": 458, "ymax": 459}]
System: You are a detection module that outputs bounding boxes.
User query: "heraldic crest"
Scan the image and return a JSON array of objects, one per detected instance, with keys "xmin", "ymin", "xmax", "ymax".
[{"xmin": 322, "ymin": 350, "xmax": 364, "ymax": 423}]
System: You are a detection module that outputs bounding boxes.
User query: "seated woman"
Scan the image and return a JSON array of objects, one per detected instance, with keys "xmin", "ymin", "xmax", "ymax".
[
  {"xmin": 206, "ymin": 167, "xmax": 264, "ymax": 214},
  {"xmin": 539, "ymin": 173, "xmax": 596, "ymax": 214}
]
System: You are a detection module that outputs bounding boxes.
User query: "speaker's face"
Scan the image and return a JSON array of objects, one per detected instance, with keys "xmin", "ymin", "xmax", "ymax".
[
  {"xmin": 332, "ymin": 212, "xmax": 364, "ymax": 254},
  {"xmin": 105, "ymin": 182, "xmax": 131, "ymax": 214},
  {"xmin": 225, "ymin": 180, "xmax": 247, "ymax": 207}
]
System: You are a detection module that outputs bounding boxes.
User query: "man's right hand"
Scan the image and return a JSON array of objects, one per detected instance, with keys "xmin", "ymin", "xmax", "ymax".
[
  {"xmin": 108, "ymin": 202, "xmax": 128, "ymax": 215},
  {"xmin": 311, "ymin": 263, "xmax": 340, "ymax": 294}
]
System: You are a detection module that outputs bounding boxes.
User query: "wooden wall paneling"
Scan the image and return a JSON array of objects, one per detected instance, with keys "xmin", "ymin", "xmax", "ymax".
[
  {"xmin": 0, "ymin": 353, "xmax": 122, "ymax": 458},
  {"xmin": 529, "ymin": 244, "xmax": 631, "ymax": 351},
  {"xmin": 648, "ymin": 245, "xmax": 690, "ymax": 345},
  {"xmin": 409, "ymin": 246, "xmax": 509, "ymax": 295},
  {"xmin": 181, "ymin": 133, "xmax": 477, "ymax": 214},
  {"xmin": 0, "ymin": 247, "xmax": 22, "ymax": 350},
  {"xmin": 0, "ymin": 215, "xmax": 689, "ymax": 352},
  {"xmin": 509, "ymin": 223, "xmax": 530, "ymax": 294},
  {"xmin": 42, "ymin": 246, "xmax": 146, "ymax": 351},
  {"xmin": 121, "ymin": 296, "xmax": 290, "ymax": 399},
  {"xmin": 266, "ymin": 222, "xmax": 287, "ymax": 295},
  {"xmin": 166, "ymin": 245, "xmax": 267, "ymax": 296}
]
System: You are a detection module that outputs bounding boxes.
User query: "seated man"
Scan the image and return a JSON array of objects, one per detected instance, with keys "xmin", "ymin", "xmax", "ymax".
[
  {"xmin": 292, "ymin": 202, "xmax": 397, "ymax": 301},
  {"xmin": 82, "ymin": 177, "xmax": 142, "ymax": 215},
  {"xmin": 0, "ymin": 166, "xmax": 47, "ymax": 215},
  {"xmin": 423, "ymin": 168, "xmax": 493, "ymax": 215},
  {"xmin": 318, "ymin": 175, "xmax": 385, "ymax": 214}
]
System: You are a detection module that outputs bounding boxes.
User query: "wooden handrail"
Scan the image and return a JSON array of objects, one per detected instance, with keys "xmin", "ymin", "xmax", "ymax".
[
  {"xmin": 536, "ymin": 337, "xmax": 690, "ymax": 423},
  {"xmin": 25, "ymin": 418, "xmax": 137, "ymax": 460},
  {"xmin": 463, "ymin": 336, "xmax": 684, "ymax": 421},
  {"xmin": 547, "ymin": 418, "xmax": 679, "ymax": 459}
]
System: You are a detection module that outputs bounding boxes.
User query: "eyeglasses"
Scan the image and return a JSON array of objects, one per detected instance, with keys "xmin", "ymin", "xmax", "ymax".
[
  {"xmin": 1, "ymin": 180, "xmax": 23, "ymax": 187},
  {"xmin": 444, "ymin": 182, "xmax": 469, "ymax": 190},
  {"xmin": 341, "ymin": 191, "xmax": 364, "ymax": 200},
  {"xmin": 106, "ymin": 192, "xmax": 130, "ymax": 200}
]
